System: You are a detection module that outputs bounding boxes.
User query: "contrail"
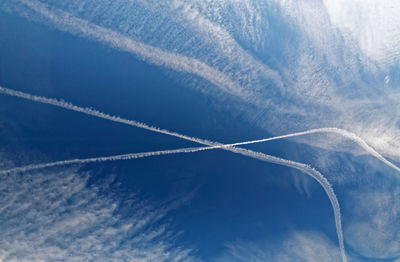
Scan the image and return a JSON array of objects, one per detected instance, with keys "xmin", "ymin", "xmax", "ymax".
[
  {"xmin": 0, "ymin": 86, "xmax": 355, "ymax": 262},
  {"xmin": 9, "ymin": 0, "xmax": 245, "ymax": 98},
  {"xmin": 0, "ymin": 86, "xmax": 218, "ymax": 147},
  {"xmin": 0, "ymin": 146, "xmax": 211, "ymax": 176},
  {"xmin": 216, "ymin": 128, "xmax": 400, "ymax": 173},
  {"xmin": 228, "ymin": 146, "xmax": 347, "ymax": 262},
  {"xmin": 1, "ymin": 86, "xmax": 398, "ymax": 174},
  {"xmin": 0, "ymin": 144, "xmax": 346, "ymax": 262}
]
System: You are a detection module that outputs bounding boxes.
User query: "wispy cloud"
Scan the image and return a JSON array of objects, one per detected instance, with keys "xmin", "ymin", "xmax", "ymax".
[
  {"xmin": 0, "ymin": 164, "xmax": 197, "ymax": 262},
  {"xmin": 323, "ymin": 0, "xmax": 400, "ymax": 68},
  {"xmin": 270, "ymin": 0, "xmax": 400, "ymax": 162},
  {"xmin": 7, "ymin": 0, "xmax": 245, "ymax": 98},
  {"xmin": 215, "ymin": 231, "xmax": 348, "ymax": 262},
  {"xmin": 147, "ymin": 0, "xmax": 284, "ymax": 92},
  {"xmin": 344, "ymin": 186, "xmax": 400, "ymax": 259}
]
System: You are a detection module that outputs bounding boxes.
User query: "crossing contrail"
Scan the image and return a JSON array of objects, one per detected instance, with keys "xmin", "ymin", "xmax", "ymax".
[
  {"xmin": 0, "ymin": 86, "xmax": 358, "ymax": 262},
  {"xmin": 1, "ymin": 86, "xmax": 398, "ymax": 174}
]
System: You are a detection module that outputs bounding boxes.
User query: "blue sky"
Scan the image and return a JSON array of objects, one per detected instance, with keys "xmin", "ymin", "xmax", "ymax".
[{"xmin": 1, "ymin": 1, "xmax": 400, "ymax": 261}]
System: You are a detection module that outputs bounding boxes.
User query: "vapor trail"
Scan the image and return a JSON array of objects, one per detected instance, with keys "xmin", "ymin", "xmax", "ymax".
[
  {"xmin": 215, "ymin": 128, "xmax": 400, "ymax": 173},
  {"xmin": 0, "ymin": 145, "xmax": 346, "ymax": 262},
  {"xmin": 0, "ymin": 86, "xmax": 218, "ymax": 146},
  {"xmin": 229, "ymin": 147, "xmax": 347, "ymax": 262},
  {"xmin": 0, "ymin": 146, "xmax": 212, "ymax": 176},
  {"xmin": 1, "ymin": 86, "xmax": 397, "ymax": 174},
  {"xmin": 0, "ymin": 86, "xmax": 350, "ymax": 262}
]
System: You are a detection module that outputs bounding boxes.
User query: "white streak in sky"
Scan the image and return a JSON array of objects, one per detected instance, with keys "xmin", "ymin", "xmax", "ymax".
[
  {"xmin": 0, "ymin": 147, "xmax": 348, "ymax": 262},
  {"xmin": 16, "ymin": 0, "xmax": 245, "ymax": 98},
  {"xmin": 0, "ymin": 86, "xmax": 358, "ymax": 262},
  {"xmin": 232, "ymin": 147, "xmax": 347, "ymax": 262},
  {"xmin": 156, "ymin": 0, "xmax": 284, "ymax": 91},
  {"xmin": 0, "ymin": 86, "xmax": 218, "ymax": 147},
  {"xmin": 223, "ymin": 128, "xmax": 400, "ymax": 173},
  {"xmin": 1, "ymin": 86, "xmax": 398, "ymax": 174},
  {"xmin": 0, "ymin": 146, "xmax": 210, "ymax": 176}
]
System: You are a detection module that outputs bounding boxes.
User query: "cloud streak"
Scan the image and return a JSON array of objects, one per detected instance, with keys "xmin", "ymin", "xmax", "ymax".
[
  {"xmin": 12, "ymin": 0, "xmax": 245, "ymax": 98},
  {"xmin": 145, "ymin": 0, "xmax": 284, "ymax": 92},
  {"xmin": 0, "ymin": 146, "xmax": 210, "ymax": 176},
  {"xmin": 0, "ymin": 86, "xmax": 349, "ymax": 262}
]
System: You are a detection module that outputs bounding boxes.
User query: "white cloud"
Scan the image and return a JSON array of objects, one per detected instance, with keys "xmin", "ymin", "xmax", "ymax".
[
  {"xmin": 0, "ymin": 164, "xmax": 197, "ymax": 262},
  {"xmin": 13, "ymin": 0, "xmax": 246, "ymax": 98},
  {"xmin": 268, "ymin": 0, "xmax": 400, "ymax": 162},
  {"xmin": 323, "ymin": 0, "xmax": 400, "ymax": 68},
  {"xmin": 215, "ymin": 231, "xmax": 347, "ymax": 262},
  {"xmin": 344, "ymin": 187, "xmax": 400, "ymax": 259}
]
